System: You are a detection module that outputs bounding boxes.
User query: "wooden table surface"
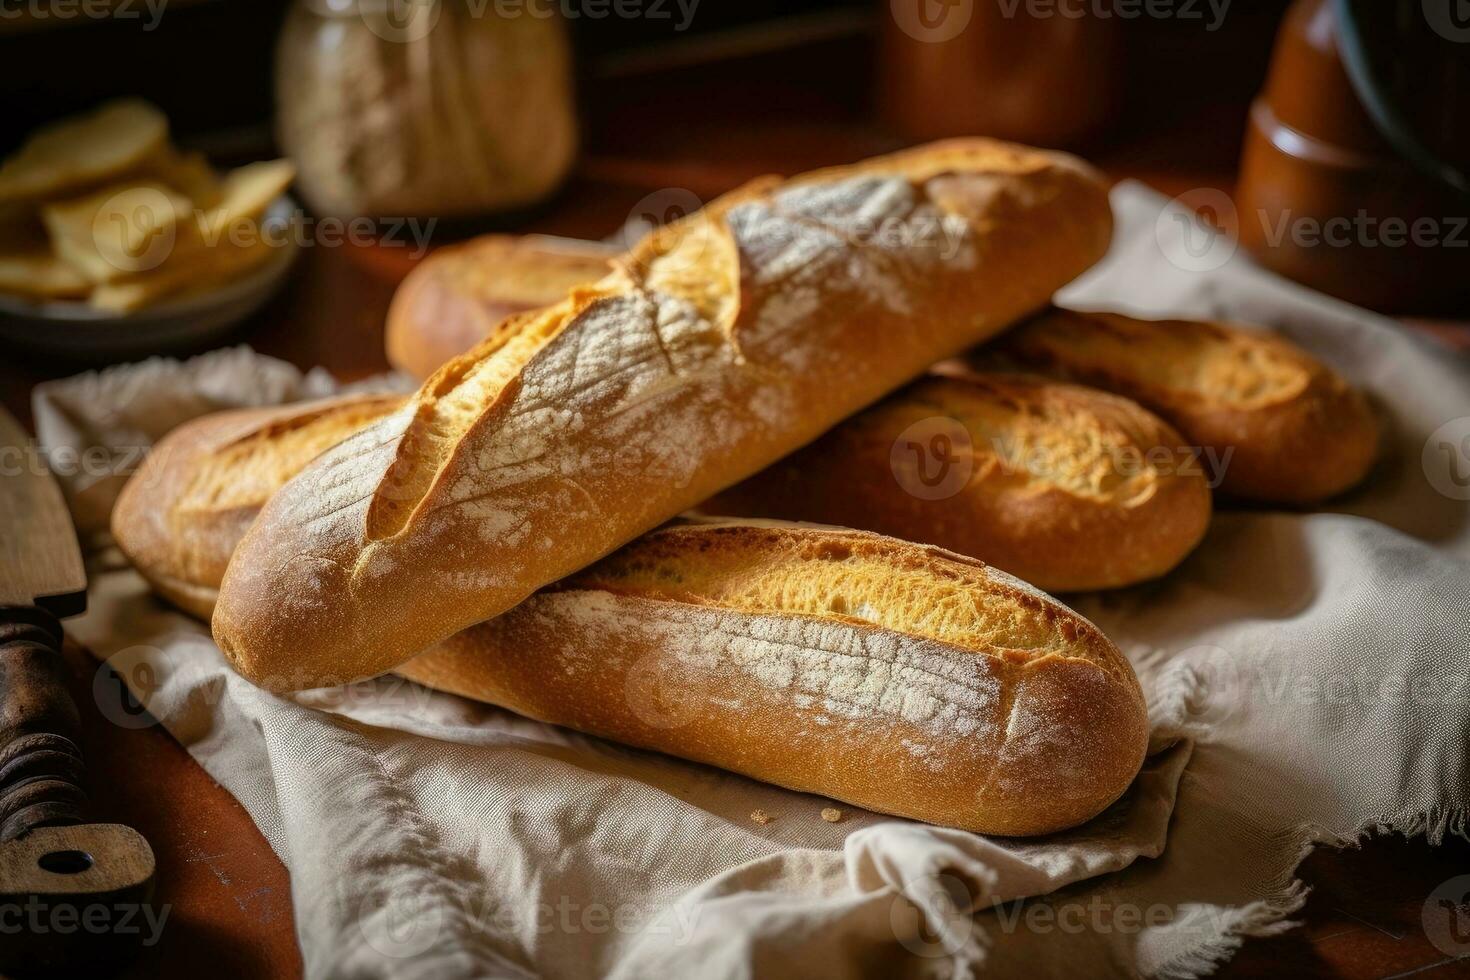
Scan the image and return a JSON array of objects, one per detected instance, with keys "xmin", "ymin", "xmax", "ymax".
[{"xmin": 4, "ymin": 24, "xmax": 1470, "ymax": 979}]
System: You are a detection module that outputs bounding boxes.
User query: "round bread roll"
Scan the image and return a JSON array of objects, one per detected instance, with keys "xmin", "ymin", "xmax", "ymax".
[{"xmin": 385, "ymin": 235, "xmax": 614, "ymax": 380}]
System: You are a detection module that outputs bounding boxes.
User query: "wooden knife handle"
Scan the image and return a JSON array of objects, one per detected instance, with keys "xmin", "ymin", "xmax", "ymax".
[{"xmin": 0, "ymin": 605, "xmax": 86, "ymax": 841}]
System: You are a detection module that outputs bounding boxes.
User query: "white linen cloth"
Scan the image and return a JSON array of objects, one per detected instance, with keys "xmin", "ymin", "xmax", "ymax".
[{"xmin": 38, "ymin": 183, "xmax": 1470, "ymax": 978}]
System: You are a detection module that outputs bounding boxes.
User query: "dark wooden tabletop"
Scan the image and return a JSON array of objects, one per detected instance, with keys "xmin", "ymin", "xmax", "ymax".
[{"xmin": 4, "ymin": 21, "xmax": 1469, "ymax": 979}]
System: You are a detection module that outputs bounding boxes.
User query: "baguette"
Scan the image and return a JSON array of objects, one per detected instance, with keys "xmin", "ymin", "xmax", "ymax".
[
  {"xmin": 398, "ymin": 519, "xmax": 1149, "ymax": 836},
  {"xmin": 112, "ymin": 394, "xmax": 405, "ymax": 619},
  {"xmin": 385, "ymin": 235, "xmax": 615, "ymax": 381},
  {"xmin": 212, "ymin": 139, "xmax": 1114, "ymax": 689},
  {"xmin": 704, "ymin": 372, "xmax": 1212, "ymax": 591},
  {"xmin": 982, "ymin": 308, "xmax": 1379, "ymax": 503}
]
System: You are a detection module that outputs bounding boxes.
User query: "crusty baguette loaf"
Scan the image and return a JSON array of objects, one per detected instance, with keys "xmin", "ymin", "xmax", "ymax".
[
  {"xmin": 213, "ymin": 139, "xmax": 1114, "ymax": 689},
  {"xmin": 112, "ymin": 395, "xmax": 405, "ymax": 619},
  {"xmin": 399, "ymin": 519, "xmax": 1149, "ymax": 836},
  {"xmin": 385, "ymin": 235, "xmax": 615, "ymax": 381},
  {"xmin": 704, "ymin": 372, "xmax": 1212, "ymax": 591},
  {"xmin": 981, "ymin": 308, "xmax": 1379, "ymax": 503}
]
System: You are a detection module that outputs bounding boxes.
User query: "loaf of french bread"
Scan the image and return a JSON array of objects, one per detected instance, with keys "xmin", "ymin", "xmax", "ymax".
[
  {"xmin": 981, "ymin": 308, "xmax": 1379, "ymax": 503},
  {"xmin": 703, "ymin": 372, "xmax": 1212, "ymax": 591},
  {"xmin": 212, "ymin": 139, "xmax": 1114, "ymax": 688},
  {"xmin": 385, "ymin": 235, "xmax": 615, "ymax": 381},
  {"xmin": 399, "ymin": 518, "xmax": 1149, "ymax": 836},
  {"xmin": 112, "ymin": 395, "xmax": 405, "ymax": 619}
]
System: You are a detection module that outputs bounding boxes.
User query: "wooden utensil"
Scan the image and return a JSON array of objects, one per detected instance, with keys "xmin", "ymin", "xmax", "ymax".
[{"xmin": 0, "ymin": 405, "xmax": 157, "ymax": 974}]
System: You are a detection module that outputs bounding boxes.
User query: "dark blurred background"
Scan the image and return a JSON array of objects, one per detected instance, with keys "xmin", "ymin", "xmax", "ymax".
[
  {"xmin": 2, "ymin": 0, "xmax": 1295, "ymax": 163},
  {"xmin": 2, "ymin": 0, "xmax": 1464, "ymax": 319}
]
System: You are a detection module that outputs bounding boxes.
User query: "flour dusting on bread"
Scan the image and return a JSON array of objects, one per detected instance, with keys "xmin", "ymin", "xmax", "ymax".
[{"xmin": 400, "ymin": 519, "xmax": 1147, "ymax": 835}]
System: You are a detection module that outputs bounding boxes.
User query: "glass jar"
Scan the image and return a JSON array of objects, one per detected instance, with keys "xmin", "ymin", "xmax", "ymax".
[{"xmin": 276, "ymin": 0, "xmax": 578, "ymax": 220}]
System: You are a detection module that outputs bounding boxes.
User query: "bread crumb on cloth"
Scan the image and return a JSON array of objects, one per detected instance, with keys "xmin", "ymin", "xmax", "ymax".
[
  {"xmin": 750, "ymin": 809, "xmax": 772, "ymax": 826},
  {"xmin": 821, "ymin": 807, "xmax": 843, "ymax": 823}
]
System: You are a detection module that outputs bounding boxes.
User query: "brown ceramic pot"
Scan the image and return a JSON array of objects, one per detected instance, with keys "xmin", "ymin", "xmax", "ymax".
[{"xmin": 1237, "ymin": 0, "xmax": 1465, "ymax": 312}]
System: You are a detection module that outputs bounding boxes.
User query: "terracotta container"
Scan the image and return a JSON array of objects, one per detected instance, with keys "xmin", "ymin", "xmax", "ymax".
[
  {"xmin": 1236, "ymin": 0, "xmax": 1465, "ymax": 312},
  {"xmin": 878, "ymin": 1, "xmax": 1120, "ymax": 147}
]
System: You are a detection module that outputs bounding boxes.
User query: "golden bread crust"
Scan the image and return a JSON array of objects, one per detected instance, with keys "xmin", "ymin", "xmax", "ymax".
[
  {"xmin": 706, "ymin": 373, "xmax": 1212, "ymax": 591},
  {"xmin": 114, "ymin": 409, "xmax": 1148, "ymax": 834},
  {"xmin": 399, "ymin": 520, "xmax": 1149, "ymax": 836},
  {"xmin": 111, "ymin": 395, "xmax": 404, "ymax": 615},
  {"xmin": 988, "ymin": 309, "xmax": 1379, "ymax": 503}
]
